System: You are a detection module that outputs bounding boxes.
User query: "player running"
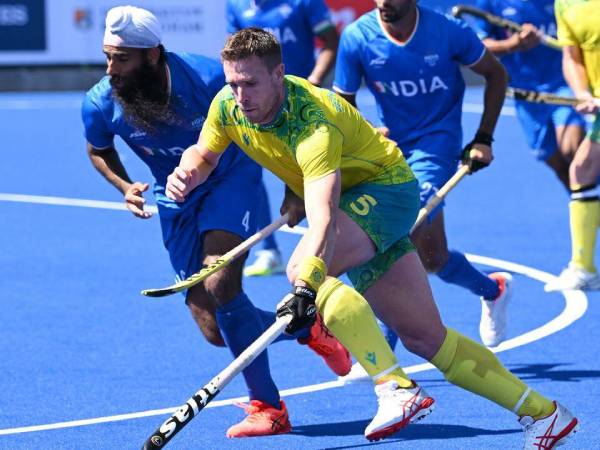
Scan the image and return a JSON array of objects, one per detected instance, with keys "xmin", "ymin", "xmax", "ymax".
[
  {"xmin": 82, "ymin": 6, "xmax": 350, "ymax": 438},
  {"xmin": 166, "ymin": 27, "xmax": 579, "ymax": 447}
]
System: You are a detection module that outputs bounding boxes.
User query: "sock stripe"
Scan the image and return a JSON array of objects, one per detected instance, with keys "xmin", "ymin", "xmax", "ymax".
[
  {"xmin": 372, "ymin": 363, "xmax": 400, "ymax": 381},
  {"xmin": 512, "ymin": 387, "xmax": 532, "ymax": 414},
  {"xmin": 570, "ymin": 184, "xmax": 599, "ymax": 201}
]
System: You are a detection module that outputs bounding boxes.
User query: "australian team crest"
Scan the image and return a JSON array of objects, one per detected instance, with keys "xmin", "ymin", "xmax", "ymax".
[{"xmin": 424, "ymin": 53, "xmax": 439, "ymax": 67}]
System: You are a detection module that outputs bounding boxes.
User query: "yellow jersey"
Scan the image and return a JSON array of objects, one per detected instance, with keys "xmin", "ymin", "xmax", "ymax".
[
  {"xmin": 201, "ymin": 75, "xmax": 414, "ymax": 198},
  {"xmin": 555, "ymin": 0, "xmax": 600, "ymax": 96}
]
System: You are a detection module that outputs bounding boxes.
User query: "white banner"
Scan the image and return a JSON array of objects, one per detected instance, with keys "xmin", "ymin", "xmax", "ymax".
[{"xmin": 0, "ymin": 0, "xmax": 228, "ymax": 65}]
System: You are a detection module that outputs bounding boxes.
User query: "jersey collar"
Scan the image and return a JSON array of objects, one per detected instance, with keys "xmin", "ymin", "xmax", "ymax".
[{"xmin": 376, "ymin": 6, "xmax": 420, "ymax": 47}]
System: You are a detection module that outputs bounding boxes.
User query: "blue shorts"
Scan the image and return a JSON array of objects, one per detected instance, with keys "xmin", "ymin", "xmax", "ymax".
[
  {"xmin": 400, "ymin": 132, "xmax": 461, "ymax": 222},
  {"xmin": 157, "ymin": 160, "xmax": 261, "ymax": 282},
  {"xmin": 515, "ymin": 85, "xmax": 587, "ymax": 161}
]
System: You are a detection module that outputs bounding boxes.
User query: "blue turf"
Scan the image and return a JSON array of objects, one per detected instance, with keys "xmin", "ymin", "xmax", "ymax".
[{"xmin": 0, "ymin": 89, "xmax": 599, "ymax": 449}]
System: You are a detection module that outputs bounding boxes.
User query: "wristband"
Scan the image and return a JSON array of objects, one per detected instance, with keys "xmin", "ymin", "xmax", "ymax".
[
  {"xmin": 472, "ymin": 131, "xmax": 494, "ymax": 146},
  {"xmin": 297, "ymin": 256, "xmax": 327, "ymax": 291}
]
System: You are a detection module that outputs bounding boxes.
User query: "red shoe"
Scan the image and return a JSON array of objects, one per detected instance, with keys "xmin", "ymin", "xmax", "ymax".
[
  {"xmin": 298, "ymin": 313, "xmax": 351, "ymax": 376},
  {"xmin": 226, "ymin": 400, "xmax": 291, "ymax": 438}
]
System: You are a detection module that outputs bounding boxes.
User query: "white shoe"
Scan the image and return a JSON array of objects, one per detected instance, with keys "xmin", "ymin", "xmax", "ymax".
[
  {"xmin": 364, "ymin": 380, "xmax": 435, "ymax": 442},
  {"xmin": 544, "ymin": 264, "xmax": 600, "ymax": 292},
  {"xmin": 338, "ymin": 361, "xmax": 371, "ymax": 384},
  {"xmin": 243, "ymin": 249, "xmax": 285, "ymax": 277},
  {"xmin": 520, "ymin": 401, "xmax": 579, "ymax": 449},
  {"xmin": 479, "ymin": 272, "xmax": 513, "ymax": 347}
]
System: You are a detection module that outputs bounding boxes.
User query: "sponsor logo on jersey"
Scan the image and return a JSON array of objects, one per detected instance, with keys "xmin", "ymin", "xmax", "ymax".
[
  {"xmin": 373, "ymin": 76, "xmax": 449, "ymax": 97},
  {"xmin": 424, "ymin": 53, "xmax": 439, "ymax": 67},
  {"xmin": 369, "ymin": 56, "xmax": 387, "ymax": 67},
  {"xmin": 130, "ymin": 130, "xmax": 147, "ymax": 139}
]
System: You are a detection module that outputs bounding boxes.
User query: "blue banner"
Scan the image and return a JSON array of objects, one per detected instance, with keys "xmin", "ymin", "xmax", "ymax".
[{"xmin": 0, "ymin": 0, "xmax": 46, "ymax": 51}]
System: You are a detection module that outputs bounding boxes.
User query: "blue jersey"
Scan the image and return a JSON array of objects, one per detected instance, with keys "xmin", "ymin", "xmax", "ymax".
[
  {"xmin": 82, "ymin": 52, "xmax": 254, "ymax": 211},
  {"xmin": 226, "ymin": 0, "xmax": 334, "ymax": 77},
  {"xmin": 475, "ymin": 0, "xmax": 565, "ymax": 91},
  {"xmin": 334, "ymin": 7, "xmax": 485, "ymax": 148}
]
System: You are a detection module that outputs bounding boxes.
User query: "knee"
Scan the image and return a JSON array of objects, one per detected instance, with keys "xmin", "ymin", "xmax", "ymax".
[
  {"xmin": 185, "ymin": 297, "xmax": 226, "ymax": 347},
  {"xmin": 399, "ymin": 328, "xmax": 445, "ymax": 360},
  {"xmin": 202, "ymin": 257, "xmax": 242, "ymax": 302},
  {"xmin": 419, "ymin": 251, "xmax": 448, "ymax": 274}
]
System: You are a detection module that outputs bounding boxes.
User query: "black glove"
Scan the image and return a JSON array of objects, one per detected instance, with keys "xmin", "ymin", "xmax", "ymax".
[
  {"xmin": 461, "ymin": 131, "xmax": 494, "ymax": 173},
  {"xmin": 276, "ymin": 286, "xmax": 317, "ymax": 334}
]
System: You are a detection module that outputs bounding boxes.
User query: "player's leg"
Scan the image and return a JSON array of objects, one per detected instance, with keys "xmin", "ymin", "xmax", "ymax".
[
  {"xmin": 244, "ymin": 177, "xmax": 285, "ymax": 277},
  {"xmin": 356, "ymin": 248, "xmax": 577, "ymax": 447},
  {"xmin": 191, "ymin": 162, "xmax": 291, "ymax": 437},
  {"xmin": 546, "ymin": 125, "xmax": 600, "ymax": 291}
]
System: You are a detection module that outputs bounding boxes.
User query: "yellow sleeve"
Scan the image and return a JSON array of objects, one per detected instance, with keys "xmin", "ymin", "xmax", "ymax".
[
  {"xmin": 200, "ymin": 93, "xmax": 232, "ymax": 154},
  {"xmin": 295, "ymin": 123, "xmax": 343, "ymax": 182},
  {"xmin": 555, "ymin": 0, "xmax": 578, "ymax": 47}
]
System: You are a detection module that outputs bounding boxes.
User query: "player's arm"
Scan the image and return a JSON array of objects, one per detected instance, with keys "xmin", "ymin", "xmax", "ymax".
[
  {"xmin": 308, "ymin": 27, "xmax": 339, "ymax": 87},
  {"xmin": 87, "ymin": 143, "xmax": 152, "ymax": 218},
  {"xmin": 299, "ymin": 170, "xmax": 340, "ymax": 271},
  {"xmin": 562, "ymin": 45, "xmax": 598, "ymax": 114},
  {"xmin": 336, "ymin": 92, "xmax": 390, "ymax": 137},
  {"xmin": 165, "ymin": 137, "xmax": 222, "ymax": 202},
  {"xmin": 465, "ymin": 50, "xmax": 508, "ymax": 169}
]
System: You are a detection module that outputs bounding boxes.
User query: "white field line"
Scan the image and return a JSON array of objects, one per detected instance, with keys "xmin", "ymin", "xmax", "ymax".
[
  {"xmin": 0, "ymin": 193, "xmax": 587, "ymax": 436},
  {"xmin": 0, "ymin": 97, "xmax": 516, "ymax": 116}
]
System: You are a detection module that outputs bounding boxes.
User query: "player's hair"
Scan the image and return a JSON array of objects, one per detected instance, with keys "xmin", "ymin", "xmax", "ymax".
[{"xmin": 221, "ymin": 27, "xmax": 282, "ymax": 72}]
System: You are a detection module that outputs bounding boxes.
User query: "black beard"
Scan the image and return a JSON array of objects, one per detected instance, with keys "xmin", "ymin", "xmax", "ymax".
[
  {"xmin": 111, "ymin": 60, "xmax": 178, "ymax": 134},
  {"xmin": 379, "ymin": 1, "xmax": 414, "ymax": 23}
]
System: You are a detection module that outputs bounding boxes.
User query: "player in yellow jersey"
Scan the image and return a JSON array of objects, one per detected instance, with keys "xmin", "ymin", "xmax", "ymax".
[
  {"xmin": 545, "ymin": 0, "xmax": 600, "ymax": 291},
  {"xmin": 166, "ymin": 27, "xmax": 579, "ymax": 447}
]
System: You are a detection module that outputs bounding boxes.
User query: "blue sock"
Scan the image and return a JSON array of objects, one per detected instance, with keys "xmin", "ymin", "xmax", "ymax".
[
  {"xmin": 255, "ymin": 308, "xmax": 310, "ymax": 341},
  {"xmin": 216, "ymin": 292, "xmax": 280, "ymax": 407},
  {"xmin": 377, "ymin": 319, "xmax": 399, "ymax": 350},
  {"xmin": 437, "ymin": 250, "xmax": 499, "ymax": 299},
  {"xmin": 257, "ymin": 180, "xmax": 278, "ymax": 251}
]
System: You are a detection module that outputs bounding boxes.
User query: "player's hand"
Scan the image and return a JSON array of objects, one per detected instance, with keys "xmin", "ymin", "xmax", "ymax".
[
  {"xmin": 575, "ymin": 91, "xmax": 599, "ymax": 115},
  {"xmin": 280, "ymin": 188, "xmax": 306, "ymax": 227},
  {"xmin": 166, "ymin": 167, "xmax": 200, "ymax": 202},
  {"xmin": 276, "ymin": 285, "xmax": 317, "ymax": 334},
  {"xmin": 125, "ymin": 182, "xmax": 152, "ymax": 219},
  {"xmin": 462, "ymin": 141, "xmax": 493, "ymax": 173},
  {"xmin": 376, "ymin": 126, "xmax": 390, "ymax": 137},
  {"xmin": 508, "ymin": 24, "xmax": 541, "ymax": 52}
]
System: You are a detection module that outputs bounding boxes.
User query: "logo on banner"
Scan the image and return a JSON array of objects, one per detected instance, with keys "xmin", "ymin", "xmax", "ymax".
[
  {"xmin": 74, "ymin": 8, "xmax": 93, "ymax": 30},
  {"xmin": 0, "ymin": 0, "xmax": 46, "ymax": 50}
]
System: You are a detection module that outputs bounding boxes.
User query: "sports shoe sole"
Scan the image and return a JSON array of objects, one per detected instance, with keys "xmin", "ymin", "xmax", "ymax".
[{"xmin": 365, "ymin": 399, "xmax": 435, "ymax": 442}]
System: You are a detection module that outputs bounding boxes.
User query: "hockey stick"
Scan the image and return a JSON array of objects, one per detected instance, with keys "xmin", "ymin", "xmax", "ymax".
[
  {"xmin": 506, "ymin": 87, "xmax": 600, "ymax": 107},
  {"xmin": 451, "ymin": 4, "xmax": 562, "ymax": 50},
  {"xmin": 410, "ymin": 164, "xmax": 471, "ymax": 233},
  {"xmin": 142, "ymin": 213, "xmax": 290, "ymax": 297},
  {"xmin": 141, "ymin": 313, "xmax": 293, "ymax": 449}
]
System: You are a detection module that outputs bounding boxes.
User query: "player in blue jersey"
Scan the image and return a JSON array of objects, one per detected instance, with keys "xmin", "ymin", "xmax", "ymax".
[
  {"xmin": 333, "ymin": 0, "xmax": 510, "ymax": 380},
  {"xmin": 475, "ymin": 0, "xmax": 586, "ymax": 189},
  {"xmin": 82, "ymin": 6, "xmax": 350, "ymax": 438},
  {"xmin": 226, "ymin": 0, "xmax": 340, "ymax": 277}
]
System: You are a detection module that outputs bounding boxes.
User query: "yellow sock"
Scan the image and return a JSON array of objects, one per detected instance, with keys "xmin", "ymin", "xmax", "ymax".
[
  {"xmin": 431, "ymin": 328, "xmax": 554, "ymax": 419},
  {"xmin": 317, "ymin": 277, "xmax": 412, "ymax": 388},
  {"xmin": 569, "ymin": 199, "xmax": 600, "ymax": 273}
]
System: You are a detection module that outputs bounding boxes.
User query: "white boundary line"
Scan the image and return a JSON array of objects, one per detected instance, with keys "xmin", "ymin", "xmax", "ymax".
[{"xmin": 0, "ymin": 193, "xmax": 588, "ymax": 436}]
